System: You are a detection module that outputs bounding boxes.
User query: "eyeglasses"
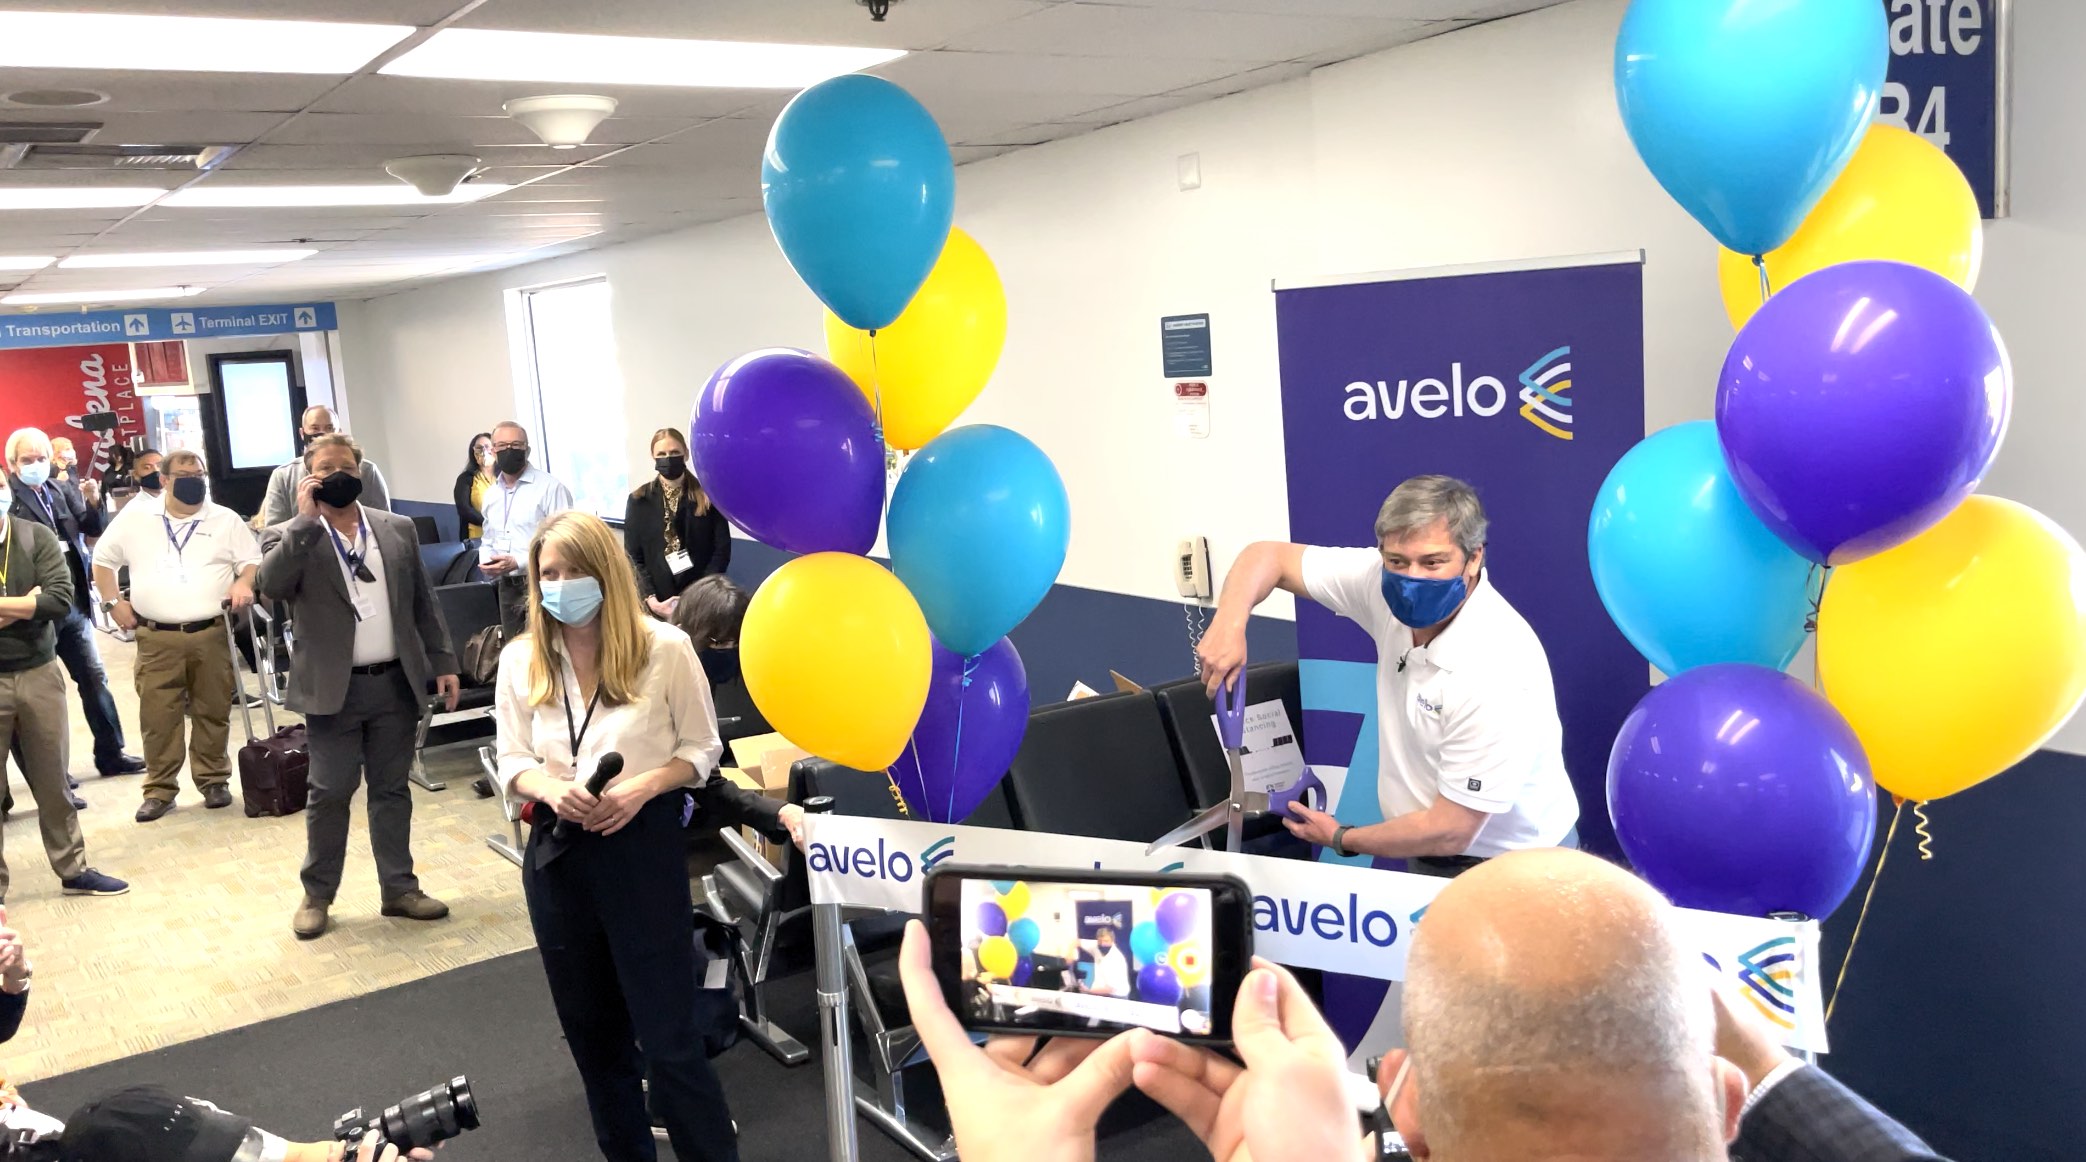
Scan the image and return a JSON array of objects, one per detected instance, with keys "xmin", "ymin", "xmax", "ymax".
[{"xmin": 493, "ymin": 441, "xmax": 528, "ymax": 453}]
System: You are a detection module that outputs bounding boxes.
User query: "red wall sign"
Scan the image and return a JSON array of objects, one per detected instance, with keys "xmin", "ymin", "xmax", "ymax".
[{"xmin": 0, "ymin": 343, "xmax": 143, "ymax": 480}]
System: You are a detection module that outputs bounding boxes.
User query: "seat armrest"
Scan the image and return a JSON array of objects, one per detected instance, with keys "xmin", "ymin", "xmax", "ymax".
[{"xmin": 717, "ymin": 827, "xmax": 784, "ymax": 885}]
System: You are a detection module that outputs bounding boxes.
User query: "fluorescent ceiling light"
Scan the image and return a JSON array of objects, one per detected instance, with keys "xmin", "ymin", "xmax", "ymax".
[
  {"xmin": 3, "ymin": 286, "xmax": 205, "ymax": 305},
  {"xmin": 0, "ymin": 11, "xmax": 412, "ymax": 74},
  {"xmin": 161, "ymin": 185, "xmax": 511, "ymax": 208},
  {"xmin": 0, "ymin": 188, "xmax": 163, "ymax": 209},
  {"xmin": 384, "ymin": 28, "xmax": 903, "ymax": 88},
  {"xmin": 60, "ymin": 249, "xmax": 318, "ymax": 269},
  {"xmin": 0, "ymin": 257, "xmax": 54, "ymax": 271}
]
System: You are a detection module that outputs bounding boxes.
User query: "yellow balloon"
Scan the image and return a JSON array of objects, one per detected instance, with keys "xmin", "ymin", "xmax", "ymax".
[
  {"xmin": 1718, "ymin": 124, "xmax": 1982, "ymax": 329},
  {"xmin": 825, "ymin": 227, "xmax": 1007, "ymax": 451},
  {"xmin": 1819, "ymin": 497, "xmax": 2086, "ymax": 801},
  {"xmin": 997, "ymin": 881, "xmax": 1030, "ymax": 922},
  {"xmin": 741, "ymin": 552, "xmax": 931, "ymax": 771},
  {"xmin": 978, "ymin": 935, "xmax": 1017, "ymax": 979},
  {"xmin": 1172, "ymin": 944, "xmax": 1210, "ymax": 988}
]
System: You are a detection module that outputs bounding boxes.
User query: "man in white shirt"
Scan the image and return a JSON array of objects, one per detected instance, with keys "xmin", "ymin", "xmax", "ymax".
[
  {"xmin": 478, "ymin": 420, "xmax": 574, "ymax": 634},
  {"xmin": 1198, "ymin": 475, "xmax": 1578, "ymax": 874},
  {"xmin": 91, "ymin": 450, "xmax": 260, "ymax": 823},
  {"xmin": 257, "ymin": 435, "xmax": 459, "ymax": 939},
  {"xmin": 258, "ymin": 406, "xmax": 393, "ymax": 526},
  {"xmin": 1077, "ymin": 924, "xmax": 1133, "ymax": 998}
]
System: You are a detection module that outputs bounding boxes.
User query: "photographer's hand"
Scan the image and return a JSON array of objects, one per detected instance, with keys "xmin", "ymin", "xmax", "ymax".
[{"xmin": 350, "ymin": 1139, "xmax": 436, "ymax": 1161}]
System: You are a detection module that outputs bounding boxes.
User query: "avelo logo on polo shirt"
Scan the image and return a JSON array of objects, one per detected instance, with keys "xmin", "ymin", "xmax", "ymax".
[
  {"xmin": 1339, "ymin": 342, "xmax": 1576, "ymax": 441},
  {"xmin": 805, "ymin": 833, "xmax": 957, "ymax": 883}
]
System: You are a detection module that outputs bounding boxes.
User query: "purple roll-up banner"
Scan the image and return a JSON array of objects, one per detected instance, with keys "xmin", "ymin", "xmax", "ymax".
[{"xmin": 1274, "ymin": 254, "xmax": 1647, "ymax": 1054}]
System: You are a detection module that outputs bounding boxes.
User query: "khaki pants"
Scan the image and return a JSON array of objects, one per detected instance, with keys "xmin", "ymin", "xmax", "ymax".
[
  {"xmin": 134, "ymin": 622, "xmax": 235, "ymax": 802},
  {"xmin": 0, "ymin": 661, "xmax": 89, "ymax": 899}
]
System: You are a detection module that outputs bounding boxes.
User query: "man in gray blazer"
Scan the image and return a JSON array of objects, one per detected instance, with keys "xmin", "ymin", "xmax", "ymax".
[{"xmin": 257, "ymin": 434, "xmax": 459, "ymax": 940}]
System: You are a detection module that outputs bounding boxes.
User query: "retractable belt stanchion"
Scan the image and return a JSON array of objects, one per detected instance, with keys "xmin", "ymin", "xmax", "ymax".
[{"xmin": 807, "ymin": 796, "xmax": 860, "ymax": 1162}]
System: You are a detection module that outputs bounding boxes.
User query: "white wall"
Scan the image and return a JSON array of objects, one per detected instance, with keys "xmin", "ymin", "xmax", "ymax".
[{"xmin": 341, "ymin": 0, "xmax": 2086, "ymax": 748}]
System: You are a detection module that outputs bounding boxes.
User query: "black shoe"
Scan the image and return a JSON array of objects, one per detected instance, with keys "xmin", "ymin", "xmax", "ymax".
[
  {"xmin": 238, "ymin": 692, "xmax": 265, "ymax": 709},
  {"xmin": 202, "ymin": 785, "xmax": 233, "ymax": 810},
  {"xmin": 471, "ymin": 775, "xmax": 495, "ymax": 799},
  {"xmin": 67, "ymin": 792, "xmax": 86, "ymax": 810},
  {"xmin": 98, "ymin": 754, "xmax": 146, "ymax": 777},
  {"xmin": 135, "ymin": 798, "xmax": 173, "ymax": 823}
]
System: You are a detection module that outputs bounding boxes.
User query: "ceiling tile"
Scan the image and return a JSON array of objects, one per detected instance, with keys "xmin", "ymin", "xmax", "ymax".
[
  {"xmin": 946, "ymin": 5, "xmax": 1431, "ymax": 64},
  {"xmin": 0, "ymin": 71, "xmax": 337, "ymax": 114},
  {"xmin": 1090, "ymin": 0, "xmax": 1559, "ymax": 18},
  {"xmin": 312, "ymin": 74, "xmax": 787, "ymax": 121},
  {"xmin": 873, "ymin": 49, "xmax": 1245, "ymax": 99},
  {"xmin": 453, "ymin": 0, "xmax": 1054, "ymax": 48},
  {"xmin": 0, "ymin": 0, "xmax": 459, "ymax": 21}
]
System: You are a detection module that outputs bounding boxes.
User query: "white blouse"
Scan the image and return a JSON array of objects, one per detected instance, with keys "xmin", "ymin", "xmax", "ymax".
[{"xmin": 494, "ymin": 617, "xmax": 723, "ymax": 796}]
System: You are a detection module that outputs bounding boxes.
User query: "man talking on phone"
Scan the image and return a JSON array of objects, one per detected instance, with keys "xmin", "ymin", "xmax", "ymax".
[{"xmin": 1197, "ymin": 475, "xmax": 1577, "ymax": 875}]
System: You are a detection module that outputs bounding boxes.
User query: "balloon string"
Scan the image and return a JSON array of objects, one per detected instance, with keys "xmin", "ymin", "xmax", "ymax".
[
  {"xmin": 868, "ymin": 329, "xmax": 887, "ymax": 447},
  {"xmin": 1827, "ymin": 797, "xmax": 1904, "ymax": 1025},
  {"xmin": 885, "ymin": 735, "xmax": 919, "ymax": 819},
  {"xmin": 946, "ymin": 654, "xmax": 981, "ymax": 824},
  {"xmin": 1913, "ymin": 800, "xmax": 1934, "ymax": 861},
  {"xmin": 1753, "ymin": 253, "xmax": 1771, "ymax": 305}
]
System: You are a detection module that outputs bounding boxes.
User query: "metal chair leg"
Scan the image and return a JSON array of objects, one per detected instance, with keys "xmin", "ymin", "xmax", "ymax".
[{"xmin": 409, "ymin": 698, "xmax": 446, "ymax": 791}]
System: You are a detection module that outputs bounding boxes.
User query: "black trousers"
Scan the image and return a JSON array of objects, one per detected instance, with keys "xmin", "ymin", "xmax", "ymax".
[{"xmin": 523, "ymin": 795, "xmax": 737, "ymax": 1162}]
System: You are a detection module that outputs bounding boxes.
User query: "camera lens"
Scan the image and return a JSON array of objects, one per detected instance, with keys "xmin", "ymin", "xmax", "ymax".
[{"xmin": 379, "ymin": 1077, "xmax": 477, "ymax": 1148}]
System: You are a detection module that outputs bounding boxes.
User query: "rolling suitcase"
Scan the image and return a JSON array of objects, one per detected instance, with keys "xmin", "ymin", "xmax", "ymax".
[{"xmin": 228, "ymin": 606, "xmax": 309, "ymax": 817}]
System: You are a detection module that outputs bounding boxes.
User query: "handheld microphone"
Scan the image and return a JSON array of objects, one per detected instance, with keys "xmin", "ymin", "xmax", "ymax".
[{"xmin": 553, "ymin": 751, "xmax": 625, "ymax": 842}]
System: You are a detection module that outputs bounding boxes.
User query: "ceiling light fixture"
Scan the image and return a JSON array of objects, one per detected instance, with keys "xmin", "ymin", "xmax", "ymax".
[
  {"xmin": 0, "ymin": 188, "xmax": 164, "ymax": 209},
  {"xmin": 59, "ymin": 249, "xmax": 318, "ymax": 269},
  {"xmin": 503, "ymin": 96, "xmax": 617, "ymax": 150},
  {"xmin": 0, "ymin": 11, "xmax": 413, "ymax": 75},
  {"xmin": 384, "ymin": 28, "xmax": 903, "ymax": 88},
  {"xmin": 3, "ymin": 285, "xmax": 205, "ymax": 305},
  {"xmin": 0, "ymin": 256, "xmax": 54, "ymax": 270},
  {"xmin": 160, "ymin": 184, "xmax": 511, "ymax": 208},
  {"xmin": 383, "ymin": 154, "xmax": 484, "ymax": 196}
]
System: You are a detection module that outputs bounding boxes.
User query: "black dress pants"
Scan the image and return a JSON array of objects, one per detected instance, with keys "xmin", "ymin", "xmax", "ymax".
[{"xmin": 523, "ymin": 795, "xmax": 737, "ymax": 1162}]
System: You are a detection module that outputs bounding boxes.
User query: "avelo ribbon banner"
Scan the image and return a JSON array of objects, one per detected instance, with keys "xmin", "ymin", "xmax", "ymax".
[{"xmin": 802, "ymin": 813, "xmax": 1828, "ymax": 1052}]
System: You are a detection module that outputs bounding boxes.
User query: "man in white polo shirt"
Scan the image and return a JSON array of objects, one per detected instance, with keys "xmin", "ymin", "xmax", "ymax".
[
  {"xmin": 91, "ymin": 449, "xmax": 260, "ymax": 823},
  {"xmin": 478, "ymin": 420, "xmax": 574, "ymax": 634},
  {"xmin": 1198, "ymin": 475, "xmax": 1578, "ymax": 876}
]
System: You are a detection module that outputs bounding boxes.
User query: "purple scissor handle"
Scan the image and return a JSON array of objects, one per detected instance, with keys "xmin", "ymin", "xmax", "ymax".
[{"xmin": 1267, "ymin": 766, "xmax": 1328, "ymax": 821}]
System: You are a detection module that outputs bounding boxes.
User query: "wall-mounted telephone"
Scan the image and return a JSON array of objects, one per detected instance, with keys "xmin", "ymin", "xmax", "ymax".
[{"xmin": 1176, "ymin": 536, "xmax": 1212, "ymax": 601}]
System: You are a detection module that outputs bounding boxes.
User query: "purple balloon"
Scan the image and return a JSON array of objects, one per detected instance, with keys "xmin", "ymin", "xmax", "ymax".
[
  {"xmin": 1137, "ymin": 963, "xmax": 1182, "ymax": 1006},
  {"xmin": 888, "ymin": 636, "xmax": 1030, "ymax": 824},
  {"xmin": 1608, "ymin": 663, "xmax": 1876, "ymax": 919},
  {"xmin": 976, "ymin": 901, "xmax": 1008, "ymax": 938},
  {"xmin": 1011, "ymin": 956, "xmax": 1034, "ymax": 987},
  {"xmin": 1717, "ymin": 261, "xmax": 2011, "ymax": 566},
  {"xmin": 689, "ymin": 348, "xmax": 883, "ymax": 555},
  {"xmin": 1154, "ymin": 890, "xmax": 1199, "ymax": 944}
]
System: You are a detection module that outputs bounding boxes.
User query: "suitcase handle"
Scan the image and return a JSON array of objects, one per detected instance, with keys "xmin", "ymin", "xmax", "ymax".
[{"xmin": 224, "ymin": 601, "xmax": 275, "ymax": 743}]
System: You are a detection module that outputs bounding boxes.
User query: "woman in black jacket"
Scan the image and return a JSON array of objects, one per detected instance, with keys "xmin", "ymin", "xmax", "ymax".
[
  {"xmin": 624, "ymin": 427, "xmax": 731, "ymax": 618},
  {"xmin": 452, "ymin": 431, "xmax": 493, "ymax": 541}
]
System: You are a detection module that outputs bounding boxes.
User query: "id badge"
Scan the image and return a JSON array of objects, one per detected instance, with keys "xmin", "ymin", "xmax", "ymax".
[
  {"xmin": 665, "ymin": 549, "xmax": 695, "ymax": 576},
  {"xmin": 352, "ymin": 588, "xmax": 380, "ymax": 621}
]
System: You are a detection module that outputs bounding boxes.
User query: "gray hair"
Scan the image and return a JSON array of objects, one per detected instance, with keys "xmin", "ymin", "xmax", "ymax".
[{"xmin": 1374, "ymin": 475, "xmax": 1488, "ymax": 555}]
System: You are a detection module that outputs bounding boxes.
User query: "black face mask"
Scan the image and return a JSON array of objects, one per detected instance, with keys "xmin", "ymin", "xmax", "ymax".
[
  {"xmin": 495, "ymin": 447, "xmax": 529, "ymax": 476},
  {"xmin": 170, "ymin": 476, "xmax": 207, "ymax": 506},
  {"xmin": 137, "ymin": 471, "xmax": 162, "ymax": 493},
  {"xmin": 655, "ymin": 454, "xmax": 687, "ymax": 481},
  {"xmin": 314, "ymin": 471, "xmax": 364, "ymax": 509},
  {"xmin": 699, "ymin": 646, "xmax": 740, "ymax": 688}
]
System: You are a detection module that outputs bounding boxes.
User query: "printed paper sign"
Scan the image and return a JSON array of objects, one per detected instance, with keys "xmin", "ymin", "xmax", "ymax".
[{"xmin": 1212, "ymin": 699, "xmax": 1306, "ymax": 795}]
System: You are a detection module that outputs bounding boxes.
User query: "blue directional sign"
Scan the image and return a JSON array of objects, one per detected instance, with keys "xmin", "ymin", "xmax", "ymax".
[
  {"xmin": 1884, "ymin": 0, "xmax": 2009, "ymax": 218},
  {"xmin": 0, "ymin": 301, "xmax": 337, "ymax": 350}
]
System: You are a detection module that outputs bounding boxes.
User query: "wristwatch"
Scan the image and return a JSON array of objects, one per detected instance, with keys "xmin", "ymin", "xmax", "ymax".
[
  {"xmin": 1333, "ymin": 825, "xmax": 1354, "ymax": 858},
  {"xmin": 99, "ymin": 599, "xmax": 118, "ymax": 614}
]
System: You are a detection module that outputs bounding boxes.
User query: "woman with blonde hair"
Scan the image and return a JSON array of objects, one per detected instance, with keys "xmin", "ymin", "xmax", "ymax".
[
  {"xmin": 493, "ymin": 510, "xmax": 801, "ymax": 1162},
  {"xmin": 624, "ymin": 427, "xmax": 731, "ymax": 619}
]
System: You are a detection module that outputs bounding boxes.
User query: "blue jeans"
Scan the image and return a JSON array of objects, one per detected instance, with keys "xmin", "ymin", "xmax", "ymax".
[{"xmin": 53, "ymin": 605, "xmax": 127, "ymax": 768}]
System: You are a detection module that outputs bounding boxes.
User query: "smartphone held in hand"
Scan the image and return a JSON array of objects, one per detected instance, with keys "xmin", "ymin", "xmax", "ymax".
[{"xmin": 922, "ymin": 864, "xmax": 1253, "ymax": 1046}]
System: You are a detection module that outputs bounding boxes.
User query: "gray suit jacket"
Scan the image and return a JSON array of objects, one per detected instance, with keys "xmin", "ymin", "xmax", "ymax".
[{"xmin": 255, "ymin": 508, "xmax": 456, "ymax": 718}]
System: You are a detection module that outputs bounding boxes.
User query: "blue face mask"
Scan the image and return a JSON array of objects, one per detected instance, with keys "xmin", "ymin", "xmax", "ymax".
[
  {"xmin": 1381, "ymin": 568, "xmax": 1471, "ymax": 629},
  {"xmin": 539, "ymin": 576, "xmax": 604, "ymax": 626},
  {"xmin": 16, "ymin": 460, "xmax": 48, "ymax": 488}
]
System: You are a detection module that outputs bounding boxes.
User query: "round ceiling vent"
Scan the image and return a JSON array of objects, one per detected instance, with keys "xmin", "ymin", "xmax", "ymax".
[{"xmin": 4, "ymin": 89, "xmax": 108, "ymax": 108}]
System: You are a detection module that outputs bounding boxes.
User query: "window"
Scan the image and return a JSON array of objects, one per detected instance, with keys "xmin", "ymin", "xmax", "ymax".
[{"xmin": 517, "ymin": 277, "xmax": 628, "ymax": 518}]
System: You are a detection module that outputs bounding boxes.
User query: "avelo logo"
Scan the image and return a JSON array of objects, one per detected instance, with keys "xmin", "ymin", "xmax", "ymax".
[
  {"xmin": 806, "ymin": 834, "xmax": 957, "ymax": 882},
  {"xmin": 1338, "ymin": 343, "xmax": 1577, "ymax": 441}
]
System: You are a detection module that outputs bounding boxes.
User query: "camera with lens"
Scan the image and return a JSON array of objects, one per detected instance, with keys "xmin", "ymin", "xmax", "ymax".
[
  {"xmin": 332, "ymin": 1077, "xmax": 479, "ymax": 1154},
  {"xmin": 0, "ymin": 1128, "xmax": 57, "ymax": 1162}
]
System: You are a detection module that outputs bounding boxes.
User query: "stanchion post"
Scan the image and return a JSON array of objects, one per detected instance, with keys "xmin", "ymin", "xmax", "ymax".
[
  {"xmin": 807, "ymin": 796, "xmax": 859, "ymax": 1162},
  {"xmin": 1769, "ymin": 910, "xmax": 1820, "ymax": 1065}
]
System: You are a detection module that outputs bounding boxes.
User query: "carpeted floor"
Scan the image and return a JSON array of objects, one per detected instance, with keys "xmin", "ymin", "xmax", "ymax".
[{"xmin": 20, "ymin": 947, "xmax": 1208, "ymax": 1161}]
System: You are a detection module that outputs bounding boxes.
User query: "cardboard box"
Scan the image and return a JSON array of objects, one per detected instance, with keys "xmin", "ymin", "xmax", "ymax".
[
  {"xmin": 1067, "ymin": 671, "xmax": 1147, "ymax": 700},
  {"xmin": 721, "ymin": 766, "xmax": 787, "ymax": 865},
  {"xmin": 731, "ymin": 732, "xmax": 810, "ymax": 792}
]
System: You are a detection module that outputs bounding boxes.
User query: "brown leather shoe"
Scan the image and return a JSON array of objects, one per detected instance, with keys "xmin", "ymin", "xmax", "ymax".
[
  {"xmin": 380, "ymin": 891, "xmax": 450, "ymax": 921},
  {"xmin": 292, "ymin": 896, "xmax": 330, "ymax": 940},
  {"xmin": 134, "ymin": 797, "xmax": 173, "ymax": 823},
  {"xmin": 201, "ymin": 785, "xmax": 233, "ymax": 810}
]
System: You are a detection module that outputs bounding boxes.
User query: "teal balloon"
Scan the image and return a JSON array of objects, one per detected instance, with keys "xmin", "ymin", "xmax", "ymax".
[
  {"xmin": 1588, "ymin": 422, "xmax": 1812, "ymax": 676},
  {"xmin": 1129, "ymin": 921, "xmax": 1167, "ymax": 967},
  {"xmin": 889, "ymin": 425, "xmax": 1070, "ymax": 657},
  {"xmin": 1614, "ymin": 0, "xmax": 1886, "ymax": 255},
  {"xmin": 990, "ymin": 880, "xmax": 1017, "ymax": 895},
  {"xmin": 1008, "ymin": 917, "xmax": 1041, "ymax": 957},
  {"xmin": 762, "ymin": 74, "xmax": 955, "ymax": 331}
]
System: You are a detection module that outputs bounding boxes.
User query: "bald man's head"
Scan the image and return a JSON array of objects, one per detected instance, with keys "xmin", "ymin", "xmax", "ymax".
[{"xmin": 1396, "ymin": 849, "xmax": 1739, "ymax": 1161}]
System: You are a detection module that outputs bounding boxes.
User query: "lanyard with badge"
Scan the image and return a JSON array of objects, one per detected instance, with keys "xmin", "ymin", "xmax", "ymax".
[
  {"xmin": 485, "ymin": 477, "xmax": 524, "ymax": 562},
  {"xmin": 327, "ymin": 514, "xmax": 379, "ymax": 621},
  {"xmin": 559, "ymin": 669, "xmax": 604, "ymax": 777},
  {"xmin": 162, "ymin": 512, "xmax": 202, "ymax": 585},
  {"xmin": 21, "ymin": 486, "xmax": 68, "ymax": 555}
]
